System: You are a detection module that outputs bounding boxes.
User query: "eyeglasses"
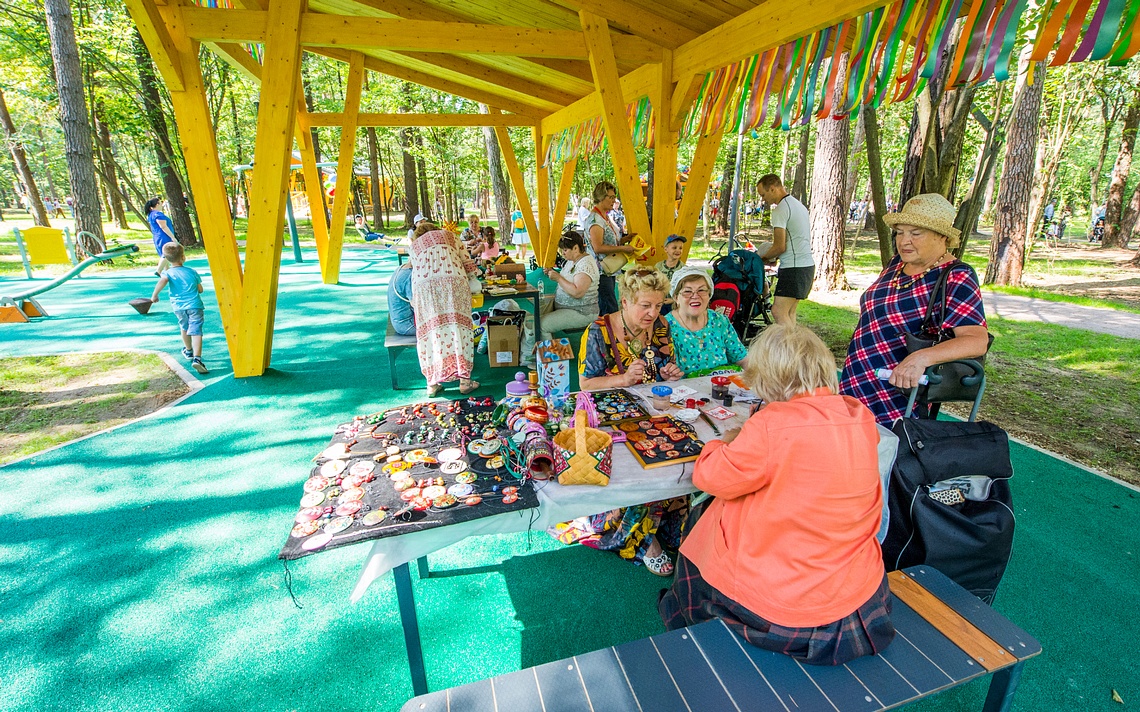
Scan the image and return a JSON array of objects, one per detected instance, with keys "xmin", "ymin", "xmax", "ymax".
[{"xmin": 678, "ymin": 288, "xmax": 710, "ymax": 299}]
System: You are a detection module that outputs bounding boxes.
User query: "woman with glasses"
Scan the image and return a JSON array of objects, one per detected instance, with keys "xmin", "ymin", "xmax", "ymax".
[
  {"xmin": 839, "ymin": 194, "xmax": 989, "ymax": 425},
  {"xmin": 665, "ymin": 267, "xmax": 748, "ymax": 376},
  {"xmin": 582, "ymin": 181, "xmax": 637, "ymax": 315}
]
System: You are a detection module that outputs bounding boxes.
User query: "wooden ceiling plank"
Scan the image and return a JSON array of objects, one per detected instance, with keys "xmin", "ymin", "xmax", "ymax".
[
  {"xmin": 303, "ymin": 112, "xmax": 538, "ymax": 126},
  {"xmin": 541, "ymin": 0, "xmax": 698, "ymax": 47},
  {"xmin": 397, "ymin": 52, "xmax": 577, "ymax": 105}
]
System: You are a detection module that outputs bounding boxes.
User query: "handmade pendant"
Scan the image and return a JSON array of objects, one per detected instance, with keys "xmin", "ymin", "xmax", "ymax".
[{"xmin": 643, "ymin": 348, "xmax": 657, "ymax": 383}]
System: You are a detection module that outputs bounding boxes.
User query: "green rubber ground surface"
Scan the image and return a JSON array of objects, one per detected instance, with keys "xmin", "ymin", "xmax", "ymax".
[{"xmin": 1, "ymin": 248, "xmax": 1136, "ymax": 711}]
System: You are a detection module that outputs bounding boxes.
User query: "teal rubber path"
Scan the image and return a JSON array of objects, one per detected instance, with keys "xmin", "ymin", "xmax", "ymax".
[{"xmin": 0, "ymin": 247, "xmax": 1136, "ymax": 711}]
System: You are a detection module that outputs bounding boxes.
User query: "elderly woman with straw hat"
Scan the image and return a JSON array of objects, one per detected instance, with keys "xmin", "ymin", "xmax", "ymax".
[{"xmin": 839, "ymin": 194, "xmax": 990, "ymax": 426}]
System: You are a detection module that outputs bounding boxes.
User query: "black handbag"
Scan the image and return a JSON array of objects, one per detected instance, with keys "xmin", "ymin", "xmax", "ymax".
[
  {"xmin": 903, "ymin": 261, "xmax": 994, "ymax": 405},
  {"xmin": 881, "ymin": 418, "xmax": 1015, "ymax": 604}
]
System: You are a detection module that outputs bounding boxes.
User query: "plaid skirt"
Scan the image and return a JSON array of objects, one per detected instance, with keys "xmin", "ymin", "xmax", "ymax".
[{"xmin": 659, "ymin": 554, "xmax": 895, "ymax": 665}]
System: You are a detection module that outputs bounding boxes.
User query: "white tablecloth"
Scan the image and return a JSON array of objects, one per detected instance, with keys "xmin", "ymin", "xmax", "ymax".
[
  {"xmin": 350, "ymin": 376, "xmax": 749, "ymax": 601},
  {"xmin": 349, "ymin": 377, "xmax": 899, "ymax": 601}
]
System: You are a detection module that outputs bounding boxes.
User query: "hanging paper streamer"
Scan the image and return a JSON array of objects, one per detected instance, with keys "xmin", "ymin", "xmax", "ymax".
[{"xmin": 542, "ymin": 0, "xmax": 1140, "ymax": 164}]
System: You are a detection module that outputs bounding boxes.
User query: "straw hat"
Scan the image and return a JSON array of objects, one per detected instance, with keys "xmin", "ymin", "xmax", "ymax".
[
  {"xmin": 883, "ymin": 194, "xmax": 961, "ymax": 247},
  {"xmin": 669, "ymin": 266, "xmax": 713, "ymax": 297}
]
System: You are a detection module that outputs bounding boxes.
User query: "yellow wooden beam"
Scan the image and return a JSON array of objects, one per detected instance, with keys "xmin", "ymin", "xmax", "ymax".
[
  {"xmin": 675, "ymin": 128, "xmax": 723, "ymax": 259},
  {"xmin": 301, "ymin": 112, "xmax": 538, "ymax": 127},
  {"xmin": 543, "ymin": 0, "xmax": 699, "ymax": 48},
  {"xmin": 295, "ymin": 92, "xmax": 331, "ymax": 278},
  {"xmin": 671, "ymin": 72, "xmax": 704, "ymax": 127},
  {"xmin": 206, "ymin": 42, "xmax": 262, "ymax": 83},
  {"xmin": 181, "ymin": 8, "xmax": 664, "ymax": 63},
  {"xmin": 492, "ymin": 122, "xmax": 541, "ymax": 261},
  {"xmin": 313, "ymin": 48, "xmax": 545, "ymax": 119},
  {"xmin": 396, "ymin": 52, "xmax": 577, "ymax": 107},
  {"xmin": 123, "ymin": 0, "xmax": 185, "ymax": 91},
  {"xmin": 541, "ymin": 156, "xmax": 577, "ymax": 268},
  {"xmin": 671, "ymin": 0, "xmax": 887, "ymax": 82},
  {"xmin": 580, "ymin": 11, "xmax": 651, "ymax": 244},
  {"xmin": 237, "ymin": 0, "xmax": 305, "ymax": 376},
  {"xmin": 539, "ymin": 63, "xmax": 656, "ymax": 137},
  {"xmin": 651, "ymin": 52, "xmax": 678, "ymax": 256},
  {"xmin": 324, "ymin": 51, "xmax": 365, "ymax": 285},
  {"xmin": 533, "ymin": 127, "xmax": 551, "ymax": 245}
]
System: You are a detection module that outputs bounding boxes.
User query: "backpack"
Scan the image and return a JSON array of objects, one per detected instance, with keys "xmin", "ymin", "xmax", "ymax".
[
  {"xmin": 709, "ymin": 282, "xmax": 741, "ymax": 322},
  {"xmin": 881, "ymin": 418, "xmax": 1015, "ymax": 604}
]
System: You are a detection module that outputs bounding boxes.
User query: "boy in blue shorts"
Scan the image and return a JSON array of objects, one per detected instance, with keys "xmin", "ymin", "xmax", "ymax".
[{"xmin": 151, "ymin": 242, "xmax": 209, "ymax": 374}]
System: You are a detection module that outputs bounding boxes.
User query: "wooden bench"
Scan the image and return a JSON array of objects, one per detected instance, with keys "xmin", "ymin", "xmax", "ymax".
[
  {"xmin": 402, "ymin": 566, "xmax": 1040, "ymax": 712},
  {"xmin": 385, "ymin": 318, "xmax": 418, "ymax": 390}
]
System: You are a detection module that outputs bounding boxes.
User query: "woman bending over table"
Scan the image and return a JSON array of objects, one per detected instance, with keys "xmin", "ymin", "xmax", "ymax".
[
  {"xmin": 408, "ymin": 221, "xmax": 480, "ymax": 397},
  {"xmin": 839, "ymin": 194, "xmax": 989, "ymax": 426},
  {"xmin": 554, "ymin": 269, "xmax": 684, "ymax": 576},
  {"xmin": 664, "ymin": 266, "xmax": 748, "ymax": 376},
  {"xmin": 659, "ymin": 324, "xmax": 895, "ymax": 665}
]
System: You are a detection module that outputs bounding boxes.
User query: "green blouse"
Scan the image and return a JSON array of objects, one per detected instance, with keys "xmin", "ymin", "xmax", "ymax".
[{"xmin": 666, "ymin": 310, "xmax": 748, "ymax": 375}]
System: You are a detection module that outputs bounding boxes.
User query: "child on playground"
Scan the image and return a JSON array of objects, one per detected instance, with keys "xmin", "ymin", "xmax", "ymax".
[{"xmin": 151, "ymin": 242, "xmax": 209, "ymax": 374}]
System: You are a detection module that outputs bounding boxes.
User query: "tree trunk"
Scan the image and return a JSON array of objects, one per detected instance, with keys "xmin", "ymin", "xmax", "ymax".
[
  {"xmin": 863, "ymin": 106, "xmax": 895, "ymax": 267},
  {"xmin": 399, "ymin": 128, "xmax": 418, "ymax": 225},
  {"xmin": 717, "ymin": 155, "xmax": 734, "ymax": 234},
  {"xmin": 0, "ymin": 87, "xmax": 51, "ymax": 227},
  {"xmin": 986, "ymin": 61, "xmax": 1046, "ymax": 286},
  {"xmin": 95, "ymin": 108, "xmax": 128, "ymax": 229},
  {"xmin": 810, "ymin": 109, "xmax": 850, "ymax": 290},
  {"xmin": 133, "ymin": 30, "xmax": 196, "ymax": 244},
  {"xmin": 1103, "ymin": 92, "xmax": 1140, "ymax": 247},
  {"xmin": 790, "ymin": 124, "xmax": 810, "ymax": 202},
  {"xmin": 44, "ymin": 0, "xmax": 103, "ymax": 241},
  {"xmin": 1089, "ymin": 103, "xmax": 1114, "ymax": 218},
  {"xmin": 936, "ymin": 85, "xmax": 977, "ymax": 198},
  {"xmin": 959, "ymin": 108, "xmax": 1006, "ymax": 254},
  {"xmin": 1116, "ymin": 179, "xmax": 1140, "ymax": 246},
  {"xmin": 34, "ymin": 126, "xmax": 59, "ymax": 203},
  {"xmin": 845, "ymin": 112, "xmax": 866, "ymax": 212},
  {"xmin": 480, "ymin": 104, "xmax": 510, "ymax": 229},
  {"xmin": 417, "ymin": 152, "xmax": 432, "ymax": 221}
]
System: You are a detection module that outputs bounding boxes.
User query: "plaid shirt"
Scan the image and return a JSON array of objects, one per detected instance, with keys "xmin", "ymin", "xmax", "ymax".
[{"xmin": 840, "ymin": 257, "xmax": 986, "ymax": 426}]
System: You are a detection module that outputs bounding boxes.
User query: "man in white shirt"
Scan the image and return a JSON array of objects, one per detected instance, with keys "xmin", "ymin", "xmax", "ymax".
[{"xmin": 756, "ymin": 174, "xmax": 815, "ymax": 325}]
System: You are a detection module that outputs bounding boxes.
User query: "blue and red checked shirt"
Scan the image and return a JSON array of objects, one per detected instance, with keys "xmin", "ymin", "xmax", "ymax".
[{"xmin": 840, "ymin": 256, "xmax": 986, "ymax": 426}]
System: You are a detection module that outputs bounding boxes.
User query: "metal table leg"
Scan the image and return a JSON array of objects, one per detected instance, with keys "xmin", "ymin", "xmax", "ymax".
[
  {"xmin": 982, "ymin": 662, "xmax": 1025, "ymax": 712},
  {"xmin": 393, "ymin": 562, "xmax": 428, "ymax": 696},
  {"xmin": 531, "ymin": 292, "xmax": 541, "ymax": 342}
]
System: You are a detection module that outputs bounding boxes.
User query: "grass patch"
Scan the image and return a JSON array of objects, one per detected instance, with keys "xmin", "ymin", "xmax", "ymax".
[
  {"xmin": 0, "ymin": 352, "xmax": 189, "ymax": 464},
  {"xmin": 798, "ymin": 300, "xmax": 1140, "ymax": 486},
  {"xmin": 985, "ymin": 285, "xmax": 1140, "ymax": 314}
]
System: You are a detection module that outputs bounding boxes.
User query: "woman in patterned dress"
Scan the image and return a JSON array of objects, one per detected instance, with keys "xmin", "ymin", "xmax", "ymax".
[
  {"xmin": 554, "ymin": 270, "xmax": 685, "ymax": 576},
  {"xmin": 665, "ymin": 266, "xmax": 748, "ymax": 376},
  {"xmin": 839, "ymin": 194, "xmax": 990, "ymax": 425},
  {"xmin": 408, "ymin": 221, "xmax": 480, "ymax": 396}
]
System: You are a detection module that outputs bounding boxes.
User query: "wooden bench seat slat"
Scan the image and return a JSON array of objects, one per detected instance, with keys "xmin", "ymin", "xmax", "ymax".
[
  {"xmin": 613, "ymin": 636, "xmax": 693, "ymax": 711},
  {"xmin": 888, "ymin": 572, "xmax": 1011, "ymax": 673},
  {"xmin": 902, "ymin": 568, "xmax": 1041, "ymax": 659},
  {"xmin": 488, "ymin": 668, "xmax": 545, "ymax": 712},
  {"xmin": 449, "ymin": 677, "xmax": 496, "ymax": 711},
  {"xmin": 887, "ymin": 599, "xmax": 987, "ymax": 683},
  {"xmin": 799, "ymin": 658, "xmax": 883, "ymax": 712},
  {"xmin": 574, "ymin": 648, "xmax": 641, "ymax": 712},
  {"xmin": 687, "ymin": 621, "xmax": 791, "ymax": 712},
  {"xmin": 830, "ymin": 652, "xmax": 917, "ymax": 709},
  {"xmin": 651, "ymin": 627, "xmax": 740, "ymax": 712},
  {"xmin": 736, "ymin": 636, "xmax": 842, "ymax": 712},
  {"xmin": 533, "ymin": 656, "xmax": 595, "ymax": 711}
]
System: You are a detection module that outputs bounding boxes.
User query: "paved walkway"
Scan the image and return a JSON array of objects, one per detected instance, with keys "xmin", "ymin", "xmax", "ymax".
[{"xmin": 981, "ymin": 291, "xmax": 1140, "ymax": 340}]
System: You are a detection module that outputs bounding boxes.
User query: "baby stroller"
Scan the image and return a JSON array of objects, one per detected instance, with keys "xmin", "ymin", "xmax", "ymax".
[{"xmin": 710, "ymin": 247, "xmax": 771, "ymax": 342}]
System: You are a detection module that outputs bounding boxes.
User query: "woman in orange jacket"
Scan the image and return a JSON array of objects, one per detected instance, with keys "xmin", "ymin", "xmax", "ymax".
[{"xmin": 659, "ymin": 324, "xmax": 895, "ymax": 665}]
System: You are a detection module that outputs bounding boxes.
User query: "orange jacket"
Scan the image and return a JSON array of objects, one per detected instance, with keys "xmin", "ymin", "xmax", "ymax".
[{"xmin": 682, "ymin": 389, "xmax": 885, "ymax": 627}]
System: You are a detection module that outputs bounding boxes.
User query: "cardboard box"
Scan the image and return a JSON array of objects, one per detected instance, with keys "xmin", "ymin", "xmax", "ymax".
[
  {"xmin": 492, "ymin": 262, "xmax": 527, "ymax": 285},
  {"xmin": 487, "ymin": 316, "xmax": 522, "ymax": 368},
  {"xmin": 536, "ymin": 337, "xmax": 575, "ymax": 408}
]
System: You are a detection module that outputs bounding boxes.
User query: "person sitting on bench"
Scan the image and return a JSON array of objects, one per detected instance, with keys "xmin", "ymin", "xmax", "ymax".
[
  {"xmin": 659, "ymin": 324, "xmax": 895, "ymax": 666},
  {"xmin": 388, "ymin": 262, "xmax": 415, "ymax": 335}
]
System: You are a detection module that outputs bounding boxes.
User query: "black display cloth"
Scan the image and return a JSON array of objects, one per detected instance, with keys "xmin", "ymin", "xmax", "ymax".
[{"xmin": 279, "ymin": 399, "xmax": 538, "ymax": 561}]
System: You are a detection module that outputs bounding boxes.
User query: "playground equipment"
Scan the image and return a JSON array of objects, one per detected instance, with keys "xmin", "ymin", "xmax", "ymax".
[
  {"xmin": 0, "ymin": 243, "xmax": 139, "ymax": 322},
  {"xmin": 12, "ymin": 226, "xmax": 78, "ymax": 278}
]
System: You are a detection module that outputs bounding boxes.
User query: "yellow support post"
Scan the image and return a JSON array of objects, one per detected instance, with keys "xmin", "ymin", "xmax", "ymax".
[
  {"xmin": 324, "ymin": 51, "xmax": 365, "ymax": 285},
  {"xmin": 149, "ymin": 3, "xmax": 244, "ymax": 358},
  {"xmin": 295, "ymin": 105, "xmax": 330, "ymax": 273},
  {"xmin": 492, "ymin": 123, "xmax": 540, "ymax": 259},
  {"xmin": 237, "ymin": 0, "xmax": 305, "ymax": 376},
  {"xmin": 579, "ymin": 10, "xmax": 652, "ymax": 244},
  {"xmin": 533, "ymin": 127, "xmax": 551, "ymax": 249},
  {"xmin": 651, "ymin": 52, "xmax": 678, "ymax": 259},
  {"xmin": 541, "ymin": 157, "xmax": 577, "ymax": 268},
  {"xmin": 675, "ymin": 128, "xmax": 723, "ymax": 261}
]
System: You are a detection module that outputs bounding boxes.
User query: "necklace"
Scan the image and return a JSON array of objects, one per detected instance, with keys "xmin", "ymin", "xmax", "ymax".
[
  {"xmin": 620, "ymin": 312, "xmax": 647, "ymax": 354},
  {"xmin": 896, "ymin": 252, "xmax": 952, "ymax": 289}
]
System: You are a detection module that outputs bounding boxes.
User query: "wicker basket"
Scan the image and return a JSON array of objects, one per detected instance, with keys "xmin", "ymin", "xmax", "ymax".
[{"xmin": 553, "ymin": 409, "xmax": 613, "ymax": 486}]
